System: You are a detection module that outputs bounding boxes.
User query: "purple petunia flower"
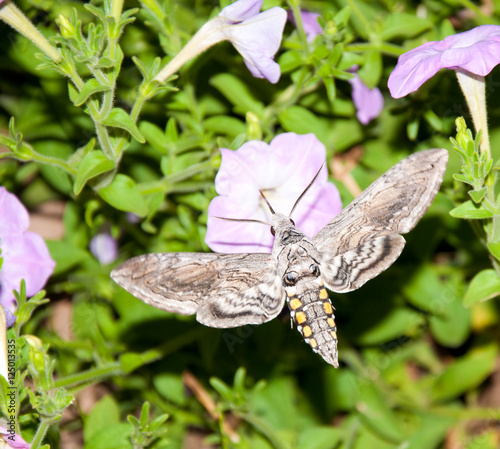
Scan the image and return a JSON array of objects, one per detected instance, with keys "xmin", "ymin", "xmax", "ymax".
[
  {"xmin": 348, "ymin": 71, "xmax": 384, "ymax": 125},
  {"xmin": 0, "ymin": 187, "xmax": 55, "ymax": 312},
  {"xmin": 287, "ymin": 10, "xmax": 322, "ymax": 42},
  {"xmin": 155, "ymin": 0, "xmax": 287, "ymax": 83},
  {"xmin": 388, "ymin": 25, "xmax": 500, "ymax": 156},
  {"xmin": 0, "ymin": 426, "xmax": 30, "ymax": 449},
  {"xmin": 89, "ymin": 231, "xmax": 118, "ymax": 265},
  {"xmin": 205, "ymin": 133, "xmax": 342, "ymax": 253},
  {"xmin": 388, "ymin": 25, "xmax": 500, "ymax": 99}
]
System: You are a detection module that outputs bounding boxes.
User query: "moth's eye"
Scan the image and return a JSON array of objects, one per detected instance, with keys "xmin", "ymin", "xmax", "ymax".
[
  {"xmin": 309, "ymin": 264, "xmax": 320, "ymax": 277},
  {"xmin": 290, "ymin": 219, "xmax": 295, "ymax": 226},
  {"xmin": 270, "ymin": 227, "xmax": 276, "ymax": 236},
  {"xmin": 283, "ymin": 271, "xmax": 298, "ymax": 286}
]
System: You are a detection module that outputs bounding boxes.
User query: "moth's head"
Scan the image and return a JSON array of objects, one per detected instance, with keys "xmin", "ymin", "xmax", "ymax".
[{"xmin": 269, "ymin": 211, "xmax": 295, "ymax": 237}]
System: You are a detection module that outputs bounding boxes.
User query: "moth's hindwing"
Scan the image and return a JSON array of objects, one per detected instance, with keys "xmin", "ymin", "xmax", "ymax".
[
  {"xmin": 321, "ymin": 234, "xmax": 406, "ymax": 293},
  {"xmin": 111, "ymin": 253, "xmax": 286, "ymax": 328},
  {"xmin": 286, "ymin": 280, "xmax": 338, "ymax": 367}
]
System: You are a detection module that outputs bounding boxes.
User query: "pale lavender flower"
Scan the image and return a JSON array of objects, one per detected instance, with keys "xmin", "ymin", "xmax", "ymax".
[
  {"xmin": 0, "ymin": 426, "xmax": 30, "ymax": 449},
  {"xmin": 288, "ymin": 10, "xmax": 322, "ymax": 42},
  {"xmin": 205, "ymin": 133, "xmax": 342, "ymax": 253},
  {"xmin": 348, "ymin": 70, "xmax": 384, "ymax": 125},
  {"xmin": 155, "ymin": 0, "xmax": 287, "ymax": 83},
  {"xmin": 388, "ymin": 25, "xmax": 500, "ymax": 98},
  {"xmin": 89, "ymin": 231, "xmax": 118, "ymax": 265},
  {"xmin": 0, "ymin": 188, "xmax": 55, "ymax": 312}
]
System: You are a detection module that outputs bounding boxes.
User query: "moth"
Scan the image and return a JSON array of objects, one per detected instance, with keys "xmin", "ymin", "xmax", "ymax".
[{"xmin": 111, "ymin": 148, "xmax": 448, "ymax": 368}]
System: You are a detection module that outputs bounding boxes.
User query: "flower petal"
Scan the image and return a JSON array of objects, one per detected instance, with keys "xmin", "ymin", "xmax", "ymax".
[
  {"xmin": 288, "ymin": 10, "xmax": 322, "ymax": 42},
  {"xmin": 2, "ymin": 306, "xmax": 15, "ymax": 328},
  {"xmin": 225, "ymin": 7, "xmax": 287, "ymax": 83},
  {"xmin": 0, "ymin": 232, "xmax": 55, "ymax": 310},
  {"xmin": 349, "ymin": 75, "xmax": 384, "ymax": 124},
  {"xmin": 0, "ymin": 425, "xmax": 30, "ymax": 449},
  {"xmin": 219, "ymin": 0, "xmax": 263, "ymax": 22},
  {"xmin": 0, "ymin": 187, "xmax": 29, "ymax": 236},
  {"xmin": 388, "ymin": 25, "xmax": 500, "ymax": 98}
]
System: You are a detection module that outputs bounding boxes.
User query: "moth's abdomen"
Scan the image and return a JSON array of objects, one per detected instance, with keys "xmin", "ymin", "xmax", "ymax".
[{"xmin": 286, "ymin": 282, "xmax": 339, "ymax": 368}]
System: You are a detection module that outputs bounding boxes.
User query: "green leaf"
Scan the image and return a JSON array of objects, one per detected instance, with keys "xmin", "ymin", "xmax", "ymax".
[
  {"xmin": 154, "ymin": 373, "xmax": 187, "ymax": 406},
  {"xmin": 119, "ymin": 352, "xmax": 144, "ymax": 374},
  {"xmin": 334, "ymin": 6, "xmax": 351, "ymax": 28},
  {"xmin": 139, "ymin": 121, "xmax": 167, "ymax": 154},
  {"xmin": 165, "ymin": 117, "xmax": 178, "ymax": 143},
  {"xmin": 203, "ymin": 116, "xmax": 246, "ymax": 136},
  {"xmin": 46, "ymin": 240, "xmax": 89, "ymax": 275},
  {"xmin": 431, "ymin": 343, "xmax": 498, "ymax": 402},
  {"xmin": 463, "ymin": 269, "xmax": 500, "ymax": 307},
  {"xmin": 429, "ymin": 289, "xmax": 470, "ymax": 348},
  {"xmin": 278, "ymin": 51, "xmax": 304, "ymax": 73},
  {"xmin": 72, "ymin": 79, "xmax": 111, "ymax": 107},
  {"xmin": 469, "ymin": 187, "xmax": 486, "ymax": 203},
  {"xmin": 486, "ymin": 241, "xmax": 500, "ymax": 261},
  {"xmin": 84, "ymin": 395, "xmax": 120, "ymax": 442},
  {"xmin": 101, "ymin": 108, "xmax": 145, "ymax": 143},
  {"xmin": 139, "ymin": 402, "xmax": 150, "ymax": 428},
  {"xmin": 278, "ymin": 106, "xmax": 330, "ymax": 144},
  {"xmin": 74, "ymin": 151, "xmax": 115, "ymax": 195},
  {"xmin": 400, "ymin": 412, "xmax": 455, "ymax": 449},
  {"xmin": 404, "ymin": 265, "xmax": 470, "ymax": 347},
  {"xmin": 356, "ymin": 308, "xmax": 424, "ymax": 345},
  {"xmin": 358, "ymin": 50, "xmax": 382, "ymax": 88},
  {"xmin": 380, "ymin": 13, "xmax": 432, "ymax": 40},
  {"xmin": 34, "ymin": 141, "xmax": 73, "ymax": 194},
  {"xmin": 296, "ymin": 427, "xmax": 341, "ymax": 449},
  {"xmin": 356, "ymin": 384, "xmax": 406, "ymax": 443},
  {"xmin": 449, "ymin": 200, "xmax": 493, "ymax": 219},
  {"xmin": 99, "ymin": 174, "xmax": 148, "ymax": 216},
  {"xmin": 210, "ymin": 73, "xmax": 265, "ymax": 117},
  {"xmin": 82, "ymin": 423, "xmax": 132, "ymax": 449}
]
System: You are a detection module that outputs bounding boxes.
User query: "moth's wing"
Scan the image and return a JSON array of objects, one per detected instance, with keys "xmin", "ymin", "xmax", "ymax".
[
  {"xmin": 320, "ymin": 234, "xmax": 406, "ymax": 292},
  {"xmin": 313, "ymin": 149, "xmax": 448, "ymax": 292},
  {"xmin": 111, "ymin": 253, "xmax": 285, "ymax": 328}
]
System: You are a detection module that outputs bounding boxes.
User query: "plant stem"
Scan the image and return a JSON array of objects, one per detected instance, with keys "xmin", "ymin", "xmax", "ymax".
[
  {"xmin": 455, "ymin": 70, "xmax": 490, "ymax": 158},
  {"xmin": 345, "ymin": 42, "xmax": 403, "ymax": 57},
  {"xmin": 288, "ymin": 0, "xmax": 310, "ymax": 57},
  {"xmin": 30, "ymin": 417, "xmax": 53, "ymax": 449},
  {"xmin": 53, "ymin": 362, "xmax": 121, "ymax": 388}
]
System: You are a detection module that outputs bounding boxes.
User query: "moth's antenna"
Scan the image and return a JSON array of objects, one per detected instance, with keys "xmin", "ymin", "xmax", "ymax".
[
  {"xmin": 259, "ymin": 190, "xmax": 276, "ymax": 215},
  {"xmin": 288, "ymin": 163, "xmax": 326, "ymax": 218},
  {"xmin": 212, "ymin": 216, "xmax": 272, "ymax": 227}
]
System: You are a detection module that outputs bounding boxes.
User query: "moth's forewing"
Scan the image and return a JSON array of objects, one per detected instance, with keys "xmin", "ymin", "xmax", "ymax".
[
  {"xmin": 111, "ymin": 252, "xmax": 286, "ymax": 328},
  {"xmin": 314, "ymin": 148, "xmax": 448, "ymax": 255}
]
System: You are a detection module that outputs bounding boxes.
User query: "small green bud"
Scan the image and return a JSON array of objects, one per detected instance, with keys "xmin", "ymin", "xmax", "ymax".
[
  {"xmin": 246, "ymin": 112, "xmax": 262, "ymax": 141},
  {"xmin": 56, "ymin": 14, "xmax": 76, "ymax": 39},
  {"xmin": 25, "ymin": 335, "xmax": 45, "ymax": 379}
]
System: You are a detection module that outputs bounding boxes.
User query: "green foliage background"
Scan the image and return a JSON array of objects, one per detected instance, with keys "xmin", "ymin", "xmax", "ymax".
[{"xmin": 0, "ymin": 0, "xmax": 500, "ymax": 448}]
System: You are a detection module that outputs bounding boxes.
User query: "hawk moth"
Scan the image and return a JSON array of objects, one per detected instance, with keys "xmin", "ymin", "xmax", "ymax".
[{"xmin": 111, "ymin": 148, "xmax": 448, "ymax": 367}]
